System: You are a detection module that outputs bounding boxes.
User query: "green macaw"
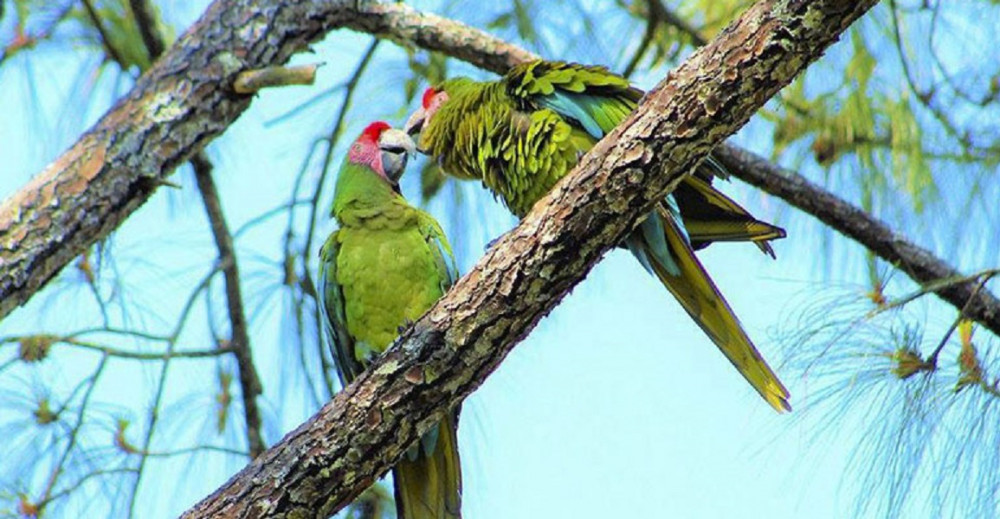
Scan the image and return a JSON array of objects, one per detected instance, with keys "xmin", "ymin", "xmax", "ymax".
[
  {"xmin": 404, "ymin": 60, "xmax": 791, "ymax": 412},
  {"xmin": 319, "ymin": 121, "xmax": 463, "ymax": 518}
]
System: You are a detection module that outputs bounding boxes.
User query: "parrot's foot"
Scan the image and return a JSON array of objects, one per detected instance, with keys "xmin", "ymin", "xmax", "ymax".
[
  {"xmin": 396, "ymin": 318, "xmax": 415, "ymax": 335},
  {"xmin": 484, "ymin": 236, "xmax": 501, "ymax": 251}
]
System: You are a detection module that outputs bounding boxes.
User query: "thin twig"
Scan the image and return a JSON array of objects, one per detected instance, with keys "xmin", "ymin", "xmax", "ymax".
[
  {"xmin": 80, "ymin": 0, "xmax": 127, "ymax": 67},
  {"xmin": 927, "ymin": 272, "xmax": 995, "ymax": 367},
  {"xmin": 301, "ymin": 39, "xmax": 380, "ymax": 271},
  {"xmin": 295, "ymin": 38, "xmax": 381, "ymax": 399},
  {"xmin": 58, "ymin": 339, "xmax": 234, "ymax": 360},
  {"xmin": 38, "ymin": 468, "xmax": 137, "ymax": 510},
  {"xmin": 143, "ymin": 445, "xmax": 248, "ymax": 458},
  {"xmin": 127, "ymin": 266, "xmax": 221, "ymax": 517},
  {"xmin": 622, "ymin": 0, "xmax": 659, "ymax": 78},
  {"xmin": 887, "ymin": 0, "xmax": 999, "ymax": 160},
  {"xmin": 191, "ymin": 154, "xmax": 266, "ymax": 459},
  {"xmin": 128, "ymin": 0, "xmax": 165, "ymax": 59},
  {"xmin": 0, "ymin": 335, "xmax": 231, "ymax": 360},
  {"xmin": 868, "ymin": 269, "xmax": 1000, "ymax": 317},
  {"xmin": 648, "ymin": 0, "xmax": 707, "ymax": 46},
  {"xmin": 38, "ymin": 356, "xmax": 108, "ymax": 514}
]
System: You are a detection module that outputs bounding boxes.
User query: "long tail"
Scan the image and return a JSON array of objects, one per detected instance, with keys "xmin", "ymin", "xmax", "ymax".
[
  {"xmin": 627, "ymin": 204, "xmax": 791, "ymax": 412},
  {"xmin": 674, "ymin": 175, "xmax": 786, "ymax": 257},
  {"xmin": 393, "ymin": 413, "xmax": 462, "ymax": 519}
]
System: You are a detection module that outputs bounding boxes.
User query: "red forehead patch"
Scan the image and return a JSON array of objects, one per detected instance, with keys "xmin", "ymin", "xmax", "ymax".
[
  {"xmin": 361, "ymin": 121, "xmax": 391, "ymax": 141},
  {"xmin": 422, "ymin": 87, "xmax": 438, "ymax": 108}
]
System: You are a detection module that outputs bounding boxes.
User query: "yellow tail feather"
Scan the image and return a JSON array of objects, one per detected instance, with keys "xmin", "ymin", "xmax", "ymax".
[
  {"xmin": 649, "ymin": 208, "xmax": 791, "ymax": 412},
  {"xmin": 393, "ymin": 413, "xmax": 463, "ymax": 518},
  {"xmin": 675, "ymin": 176, "xmax": 786, "ymax": 257}
]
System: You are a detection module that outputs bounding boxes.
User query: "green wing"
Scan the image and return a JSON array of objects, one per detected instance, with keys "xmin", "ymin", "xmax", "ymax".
[
  {"xmin": 507, "ymin": 60, "xmax": 784, "ymax": 253},
  {"xmin": 319, "ymin": 230, "xmax": 363, "ymax": 387},
  {"xmin": 505, "ymin": 60, "xmax": 640, "ymax": 139},
  {"xmin": 418, "ymin": 210, "xmax": 459, "ymax": 294}
]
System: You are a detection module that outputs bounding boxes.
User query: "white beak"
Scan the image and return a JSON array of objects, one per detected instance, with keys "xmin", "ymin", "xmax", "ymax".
[{"xmin": 404, "ymin": 106, "xmax": 427, "ymax": 136}]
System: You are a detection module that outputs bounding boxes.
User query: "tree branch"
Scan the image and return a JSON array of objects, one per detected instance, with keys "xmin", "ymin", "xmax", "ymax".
[
  {"xmin": 182, "ymin": 1, "xmax": 878, "ymax": 516},
  {"xmin": 191, "ymin": 154, "xmax": 266, "ymax": 458},
  {"xmin": 128, "ymin": 0, "xmax": 166, "ymax": 59},
  {"xmin": 0, "ymin": 0, "xmax": 390, "ymax": 322},
  {"xmin": 713, "ymin": 144, "xmax": 1000, "ymax": 336}
]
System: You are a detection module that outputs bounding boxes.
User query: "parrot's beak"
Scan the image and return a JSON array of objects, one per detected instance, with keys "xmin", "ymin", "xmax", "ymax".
[
  {"xmin": 379, "ymin": 129, "xmax": 417, "ymax": 157},
  {"xmin": 378, "ymin": 129, "xmax": 417, "ymax": 184},
  {"xmin": 404, "ymin": 107, "xmax": 426, "ymax": 137}
]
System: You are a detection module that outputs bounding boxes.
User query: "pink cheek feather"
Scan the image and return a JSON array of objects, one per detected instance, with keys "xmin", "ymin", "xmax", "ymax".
[{"xmin": 347, "ymin": 142, "xmax": 386, "ymax": 178}]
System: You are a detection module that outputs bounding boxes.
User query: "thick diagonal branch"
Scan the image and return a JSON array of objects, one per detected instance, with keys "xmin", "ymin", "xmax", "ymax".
[
  {"xmin": 183, "ymin": 1, "xmax": 878, "ymax": 516},
  {"xmin": 0, "ymin": 0, "xmax": 383, "ymax": 322}
]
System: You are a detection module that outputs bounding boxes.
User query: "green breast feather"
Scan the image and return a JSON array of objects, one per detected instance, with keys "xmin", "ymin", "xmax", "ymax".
[
  {"xmin": 338, "ymin": 222, "xmax": 442, "ymax": 351},
  {"xmin": 321, "ymin": 163, "xmax": 456, "ymax": 383}
]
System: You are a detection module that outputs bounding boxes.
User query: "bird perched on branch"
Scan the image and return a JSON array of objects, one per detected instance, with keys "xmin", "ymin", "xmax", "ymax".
[
  {"xmin": 405, "ymin": 60, "xmax": 790, "ymax": 412},
  {"xmin": 320, "ymin": 121, "xmax": 463, "ymax": 518}
]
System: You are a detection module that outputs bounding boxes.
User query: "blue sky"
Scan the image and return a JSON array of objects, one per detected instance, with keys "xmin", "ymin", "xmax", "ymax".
[{"xmin": 2, "ymin": 1, "xmax": 993, "ymax": 518}]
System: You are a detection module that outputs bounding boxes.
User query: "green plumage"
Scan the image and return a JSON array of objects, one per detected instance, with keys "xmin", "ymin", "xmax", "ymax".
[
  {"xmin": 414, "ymin": 60, "xmax": 792, "ymax": 411},
  {"xmin": 320, "ymin": 146, "xmax": 461, "ymax": 518},
  {"xmin": 322, "ymin": 163, "xmax": 454, "ymax": 369}
]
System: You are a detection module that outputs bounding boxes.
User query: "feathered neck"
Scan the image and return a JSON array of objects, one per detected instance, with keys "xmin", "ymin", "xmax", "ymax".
[{"xmin": 331, "ymin": 161, "xmax": 398, "ymax": 219}]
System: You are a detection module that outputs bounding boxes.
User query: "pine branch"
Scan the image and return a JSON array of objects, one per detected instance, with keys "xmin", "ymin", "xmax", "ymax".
[
  {"xmin": 128, "ymin": 0, "xmax": 166, "ymax": 59},
  {"xmin": 191, "ymin": 155, "xmax": 266, "ymax": 458},
  {"xmin": 181, "ymin": 1, "xmax": 878, "ymax": 516},
  {"xmin": 712, "ymin": 145, "xmax": 1000, "ymax": 337}
]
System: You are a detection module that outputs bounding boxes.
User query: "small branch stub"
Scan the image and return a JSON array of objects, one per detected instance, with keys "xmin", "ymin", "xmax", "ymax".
[{"xmin": 233, "ymin": 64, "xmax": 321, "ymax": 94}]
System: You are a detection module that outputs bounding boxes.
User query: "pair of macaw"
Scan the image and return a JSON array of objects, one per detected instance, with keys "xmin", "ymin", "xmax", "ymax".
[{"xmin": 321, "ymin": 60, "xmax": 790, "ymax": 519}]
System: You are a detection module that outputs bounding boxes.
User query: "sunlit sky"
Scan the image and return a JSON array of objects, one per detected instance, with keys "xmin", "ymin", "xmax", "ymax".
[{"xmin": 2, "ymin": 1, "xmax": 992, "ymax": 518}]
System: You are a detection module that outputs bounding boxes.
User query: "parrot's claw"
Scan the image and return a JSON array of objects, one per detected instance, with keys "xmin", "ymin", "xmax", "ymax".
[{"xmin": 396, "ymin": 318, "xmax": 415, "ymax": 335}]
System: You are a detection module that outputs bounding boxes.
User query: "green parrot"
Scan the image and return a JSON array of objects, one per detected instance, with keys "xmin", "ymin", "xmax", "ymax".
[
  {"xmin": 404, "ymin": 60, "xmax": 791, "ymax": 412},
  {"xmin": 319, "ymin": 121, "xmax": 463, "ymax": 518}
]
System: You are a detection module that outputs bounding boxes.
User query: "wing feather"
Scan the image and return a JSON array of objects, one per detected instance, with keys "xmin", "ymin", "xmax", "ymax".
[{"xmin": 318, "ymin": 231, "xmax": 364, "ymax": 387}]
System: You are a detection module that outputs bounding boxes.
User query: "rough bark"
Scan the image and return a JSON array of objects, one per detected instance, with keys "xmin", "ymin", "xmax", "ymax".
[
  {"xmin": 182, "ymin": 1, "xmax": 878, "ymax": 517},
  {"xmin": 0, "ymin": 0, "xmax": 385, "ymax": 321}
]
